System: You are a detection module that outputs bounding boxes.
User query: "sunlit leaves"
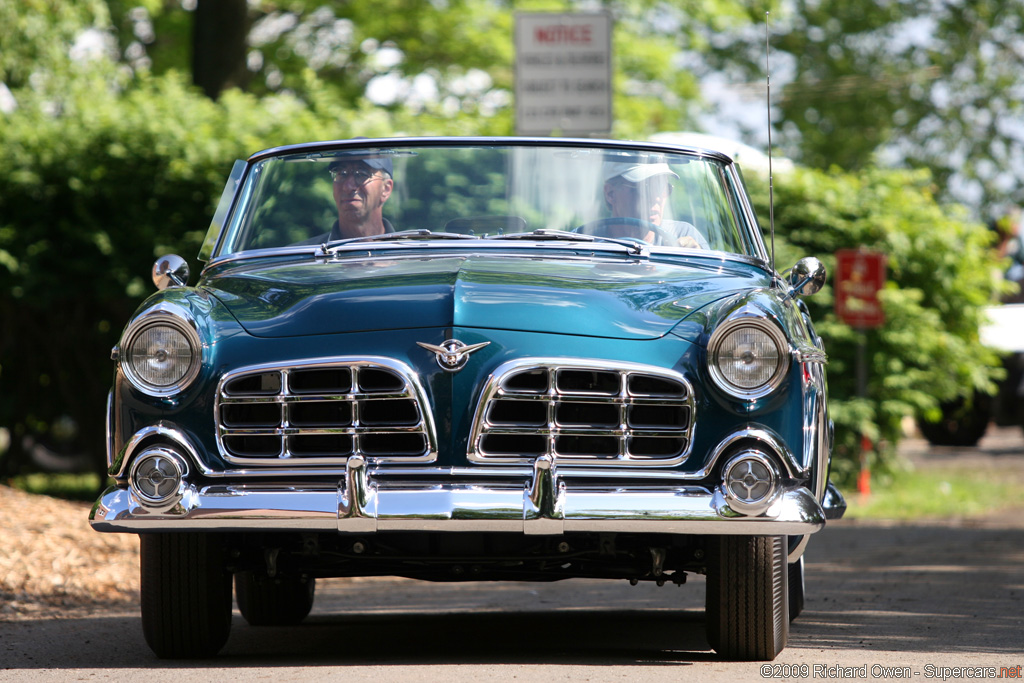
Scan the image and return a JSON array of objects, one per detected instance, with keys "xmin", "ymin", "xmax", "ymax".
[{"xmin": 747, "ymin": 165, "xmax": 1006, "ymax": 480}]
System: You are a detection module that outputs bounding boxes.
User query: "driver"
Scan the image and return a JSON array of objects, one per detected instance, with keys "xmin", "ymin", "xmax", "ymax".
[
  {"xmin": 298, "ymin": 153, "xmax": 395, "ymax": 245},
  {"xmin": 602, "ymin": 161, "xmax": 708, "ymax": 249},
  {"xmin": 328, "ymin": 154, "xmax": 394, "ymax": 238}
]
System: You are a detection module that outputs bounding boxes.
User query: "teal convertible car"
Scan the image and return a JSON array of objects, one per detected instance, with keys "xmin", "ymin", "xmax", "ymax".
[{"xmin": 91, "ymin": 137, "xmax": 844, "ymax": 660}]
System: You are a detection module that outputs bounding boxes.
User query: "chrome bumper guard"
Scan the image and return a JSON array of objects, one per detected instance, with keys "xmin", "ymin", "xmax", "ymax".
[{"xmin": 91, "ymin": 455, "xmax": 827, "ymax": 535}]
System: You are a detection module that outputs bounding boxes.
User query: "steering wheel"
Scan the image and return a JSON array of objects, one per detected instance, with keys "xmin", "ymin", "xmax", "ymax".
[{"xmin": 575, "ymin": 217, "xmax": 675, "ymax": 245}]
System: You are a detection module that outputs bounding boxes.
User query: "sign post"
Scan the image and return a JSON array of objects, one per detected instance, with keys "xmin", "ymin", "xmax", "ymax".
[
  {"xmin": 834, "ymin": 248, "xmax": 888, "ymax": 495},
  {"xmin": 514, "ymin": 12, "xmax": 612, "ymax": 136}
]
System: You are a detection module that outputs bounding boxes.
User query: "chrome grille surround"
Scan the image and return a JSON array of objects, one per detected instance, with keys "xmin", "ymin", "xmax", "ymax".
[
  {"xmin": 216, "ymin": 357, "xmax": 437, "ymax": 466},
  {"xmin": 469, "ymin": 359, "xmax": 695, "ymax": 466}
]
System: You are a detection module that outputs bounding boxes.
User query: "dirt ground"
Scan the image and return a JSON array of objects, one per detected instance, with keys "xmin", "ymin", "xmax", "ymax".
[{"xmin": 0, "ymin": 486, "xmax": 139, "ymax": 622}]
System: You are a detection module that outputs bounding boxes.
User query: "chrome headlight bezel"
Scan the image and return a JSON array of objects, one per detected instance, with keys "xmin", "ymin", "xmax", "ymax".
[
  {"xmin": 128, "ymin": 446, "xmax": 189, "ymax": 509},
  {"xmin": 119, "ymin": 304, "xmax": 203, "ymax": 397},
  {"xmin": 707, "ymin": 316, "xmax": 790, "ymax": 400},
  {"xmin": 720, "ymin": 450, "xmax": 782, "ymax": 515}
]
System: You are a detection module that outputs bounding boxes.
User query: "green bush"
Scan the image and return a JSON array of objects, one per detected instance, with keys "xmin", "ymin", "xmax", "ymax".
[
  {"xmin": 0, "ymin": 69, "xmax": 510, "ymax": 477},
  {"xmin": 0, "ymin": 73, "xmax": 334, "ymax": 476},
  {"xmin": 747, "ymin": 166, "xmax": 1005, "ymax": 482}
]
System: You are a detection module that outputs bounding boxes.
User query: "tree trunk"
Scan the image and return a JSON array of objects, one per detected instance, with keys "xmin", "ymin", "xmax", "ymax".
[{"xmin": 192, "ymin": 0, "xmax": 250, "ymax": 100}]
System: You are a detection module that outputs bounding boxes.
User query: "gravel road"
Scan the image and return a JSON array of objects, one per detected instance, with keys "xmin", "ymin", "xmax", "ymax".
[{"xmin": 2, "ymin": 428, "xmax": 1022, "ymax": 681}]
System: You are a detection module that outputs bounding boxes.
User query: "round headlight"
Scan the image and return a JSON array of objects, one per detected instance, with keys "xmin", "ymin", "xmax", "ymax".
[
  {"xmin": 129, "ymin": 325, "xmax": 193, "ymax": 384},
  {"xmin": 709, "ymin": 319, "xmax": 788, "ymax": 399},
  {"xmin": 121, "ymin": 309, "xmax": 202, "ymax": 396}
]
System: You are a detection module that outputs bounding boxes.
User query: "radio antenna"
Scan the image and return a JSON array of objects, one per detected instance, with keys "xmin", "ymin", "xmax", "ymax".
[{"xmin": 765, "ymin": 12, "xmax": 777, "ymax": 282}]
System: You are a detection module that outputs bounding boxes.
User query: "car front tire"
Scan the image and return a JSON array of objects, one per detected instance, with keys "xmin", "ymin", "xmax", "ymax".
[
  {"xmin": 235, "ymin": 571, "xmax": 316, "ymax": 626},
  {"xmin": 140, "ymin": 533, "xmax": 233, "ymax": 659},
  {"xmin": 705, "ymin": 535, "xmax": 789, "ymax": 661}
]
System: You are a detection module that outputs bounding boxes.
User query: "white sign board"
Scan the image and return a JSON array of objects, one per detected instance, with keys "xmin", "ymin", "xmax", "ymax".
[{"xmin": 515, "ymin": 12, "xmax": 612, "ymax": 136}]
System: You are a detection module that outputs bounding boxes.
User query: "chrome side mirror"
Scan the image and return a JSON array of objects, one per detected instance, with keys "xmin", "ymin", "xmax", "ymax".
[
  {"xmin": 787, "ymin": 257, "xmax": 826, "ymax": 298},
  {"xmin": 152, "ymin": 254, "xmax": 190, "ymax": 290}
]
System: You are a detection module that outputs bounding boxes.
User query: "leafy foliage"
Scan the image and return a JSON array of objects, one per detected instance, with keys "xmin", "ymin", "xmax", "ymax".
[
  {"xmin": 705, "ymin": 0, "xmax": 1024, "ymax": 214},
  {"xmin": 0, "ymin": 0, "xmax": 112, "ymax": 90},
  {"xmin": 0, "ymin": 0, "xmax": 1009, "ymax": 486},
  {"xmin": 0, "ymin": 71, "xmax": 334, "ymax": 476},
  {"xmin": 746, "ymin": 166, "xmax": 1006, "ymax": 481},
  {"xmin": 80, "ymin": 0, "xmax": 756, "ymax": 137}
]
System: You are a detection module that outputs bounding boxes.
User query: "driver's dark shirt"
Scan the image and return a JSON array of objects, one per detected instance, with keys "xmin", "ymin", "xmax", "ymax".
[{"xmin": 295, "ymin": 218, "xmax": 395, "ymax": 245}]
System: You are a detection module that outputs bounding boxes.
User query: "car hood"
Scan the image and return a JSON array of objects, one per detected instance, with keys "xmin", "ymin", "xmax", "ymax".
[{"xmin": 203, "ymin": 253, "xmax": 766, "ymax": 340}]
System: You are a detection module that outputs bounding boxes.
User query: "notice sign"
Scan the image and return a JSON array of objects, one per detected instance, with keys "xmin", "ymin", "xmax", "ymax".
[
  {"xmin": 835, "ymin": 249, "xmax": 888, "ymax": 328},
  {"xmin": 515, "ymin": 12, "xmax": 612, "ymax": 136}
]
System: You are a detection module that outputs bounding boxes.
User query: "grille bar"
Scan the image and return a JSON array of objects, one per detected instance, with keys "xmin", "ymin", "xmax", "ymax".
[
  {"xmin": 469, "ymin": 359, "xmax": 695, "ymax": 466},
  {"xmin": 216, "ymin": 358, "xmax": 436, "ymax": 466}
]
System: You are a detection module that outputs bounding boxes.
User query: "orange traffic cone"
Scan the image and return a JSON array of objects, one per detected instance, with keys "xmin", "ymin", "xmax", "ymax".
[{"xmin": 857, "ymin": 435, "xmax": 871, "ymax": 496}]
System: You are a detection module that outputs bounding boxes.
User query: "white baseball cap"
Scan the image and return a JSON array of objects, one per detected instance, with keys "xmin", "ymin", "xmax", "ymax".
[{"xmin": 604, "ymin": 161, "xmax": 678, "ymax": 183}]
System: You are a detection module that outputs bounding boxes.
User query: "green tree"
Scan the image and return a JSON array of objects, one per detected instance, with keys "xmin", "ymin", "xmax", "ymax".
[
  {"xmin": 0, "ymin": 71, "xmax": 322, "ymax": 478},
  {"xmin": 96, "ymin": 0, "xmax": 761, "ymax": 136},
  {"xmin": 0, "ymin": 0, "xmax": 112, "ymax": 90},
  {"xmin": 0, "ymin": 0, "xmax": 1009, "ymax": 486},
  {"xmin": 747, "ymin": 166, "xmax": 1006, "ymax": 480},
  {"xmin": 706, "ymin": 0, "xmax": 1024, "ymax": 214}
]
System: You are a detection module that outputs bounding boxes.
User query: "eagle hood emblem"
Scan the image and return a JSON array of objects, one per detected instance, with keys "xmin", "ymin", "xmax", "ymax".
[{"xmin": 417, "ymin": 339, "xmax": 490, "ymax": 372}]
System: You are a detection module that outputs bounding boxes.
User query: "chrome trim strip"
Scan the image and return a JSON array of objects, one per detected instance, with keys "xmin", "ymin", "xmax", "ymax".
[
  {"xmin": 215, "ymin": 356, "xmax": 438, "ymax": 466},
  {"xmin": 725, "ymin": 162, "xmax": 771, "ymax": 264},
  {"xmin": 114, "ymin": 422, "xmax": 797, "ymax": 488},
  {"xmin": 91, "ymin": 476, "xmax": 826, "ymax": 536},
  {"xmin": 707, "ymin": 425, "xmax": 801, "ymax": 480},
  {"xmin": 800, "ymin": 360, "xmax": 820, "ymax": 477},
  {"xmin": 111, "ymin": 423, "xmax": 207, "ymax": 480},
  {"xmin": 794, "ymin": 347, "xmax": 827, "ymax": 364},
  {"xmin": 468, "ymin": 358, "xmax": 696, "ymax": 467},
  {"xmin": 105, "ymin": 391, "xmax": 115, "ymax": 471},
  {"xmin": 247, "ymin": 136, "xmax": 738, "ymax": 166},
  {"xmin": 802, "ymin": 361, "xmax": 831, "ymax": 501}
]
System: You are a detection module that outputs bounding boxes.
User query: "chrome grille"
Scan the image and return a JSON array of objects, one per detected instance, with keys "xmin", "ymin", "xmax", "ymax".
[
  {"xmin": 216, "ymin": 359, "xmax": 436, "ymax": 466},
  {"xmin": 469, "ymin": 360, "xmax": 694, "ymax": 466}
]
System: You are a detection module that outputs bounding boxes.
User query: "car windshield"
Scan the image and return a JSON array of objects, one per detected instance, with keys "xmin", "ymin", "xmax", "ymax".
[{"xmin": 217, "ymin": 142, "xmax": 762, "ymax": 258}]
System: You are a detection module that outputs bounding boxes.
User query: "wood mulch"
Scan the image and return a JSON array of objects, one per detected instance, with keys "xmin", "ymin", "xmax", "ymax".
[{"xmin": 0, "ymin": 484, "xmax": 140, "ymax": 621}]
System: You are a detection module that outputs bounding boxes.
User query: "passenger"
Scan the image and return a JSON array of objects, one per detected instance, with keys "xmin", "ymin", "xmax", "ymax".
[{"xmin": 601, "ymin": 161, "xmax": 708, "ymax": 249}]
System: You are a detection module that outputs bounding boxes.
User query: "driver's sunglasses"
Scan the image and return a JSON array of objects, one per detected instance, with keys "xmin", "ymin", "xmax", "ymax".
[
  {"xmin": 619, "ymin": 177, "xmax": 672, "ymax": 196},
  {"xmin": 329, "ymin": 168, "xmax": 381, "ymax": 185}
]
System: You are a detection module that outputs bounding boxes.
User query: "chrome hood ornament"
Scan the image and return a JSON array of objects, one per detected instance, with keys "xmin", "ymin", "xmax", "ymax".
[{"xmin": 417, "ymin": 339, "xmax": 490, "ymax": 372}]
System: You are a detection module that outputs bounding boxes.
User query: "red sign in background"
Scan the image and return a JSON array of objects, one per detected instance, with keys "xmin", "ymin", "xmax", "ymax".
[{"xmin": 835, "ymin": 249, "xmax": 887, "ymax": 328}]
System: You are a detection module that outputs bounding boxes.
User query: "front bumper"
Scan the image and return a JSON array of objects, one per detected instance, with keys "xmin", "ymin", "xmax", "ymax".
[{"xmin": 91, "ymin": 454, "xmax": 827, "ymax": 536}]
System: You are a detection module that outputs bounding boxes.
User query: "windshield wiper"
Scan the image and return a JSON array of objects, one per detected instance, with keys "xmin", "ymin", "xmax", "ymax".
[
  {"xmin": 485, "ymin": 229, "xmax": 646, "ymax": 255},
  {"xmin": 321, "ymin": 229, "xmax": 475, "ymax": 255}
]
